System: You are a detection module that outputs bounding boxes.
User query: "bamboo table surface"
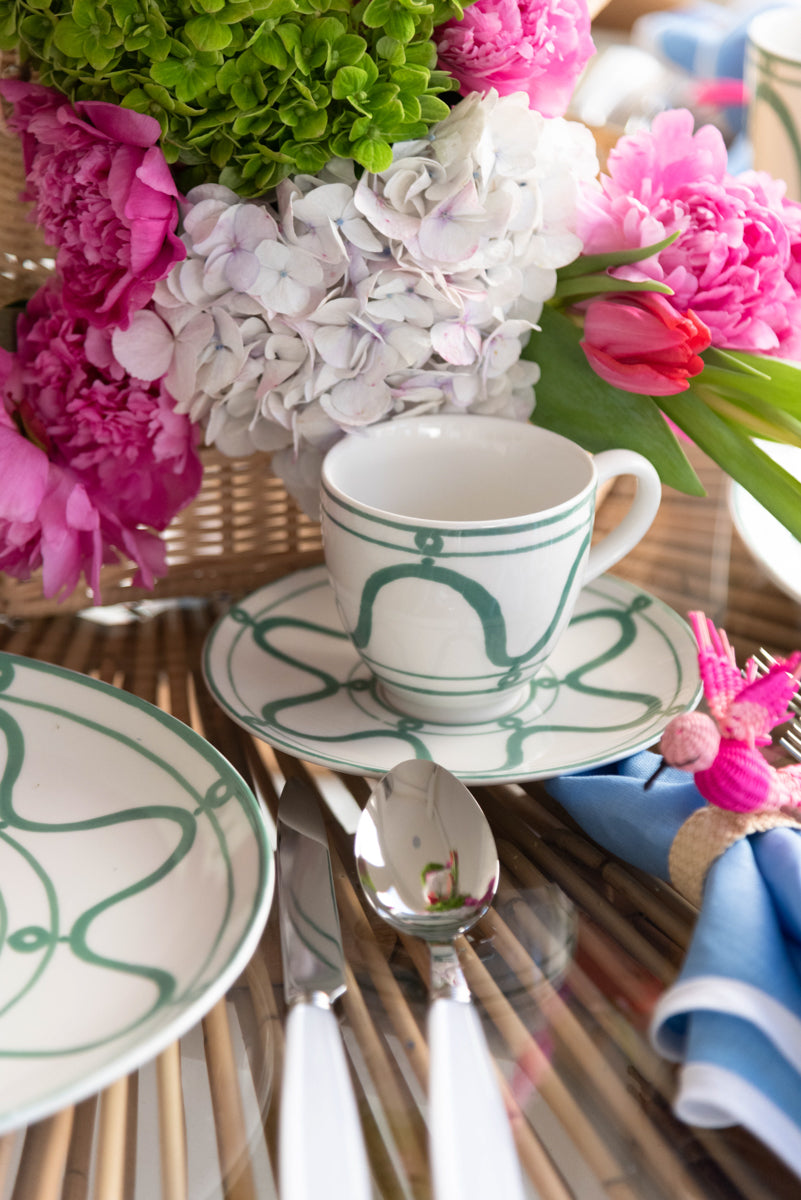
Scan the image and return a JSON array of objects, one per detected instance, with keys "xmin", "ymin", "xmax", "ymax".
[{"xmin": 1, "ymin": 442, "xmax": 800, "ymax": 1200}]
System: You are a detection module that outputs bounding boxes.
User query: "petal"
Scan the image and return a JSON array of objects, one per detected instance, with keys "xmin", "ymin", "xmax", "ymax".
[
  {"xmin": 112, "ymin": 310, "xmax": 176, "ymax": 380},
  {"xmin": 320, "ymin": 378, "xmax": 393, "ymax": 427},
  {"xmin": 0, "ymin": 425, "xmax": 48, "ymax": 522},
  {"xmin": 431, "ymin": 320, "xmax": 481, "ymax": 365}
]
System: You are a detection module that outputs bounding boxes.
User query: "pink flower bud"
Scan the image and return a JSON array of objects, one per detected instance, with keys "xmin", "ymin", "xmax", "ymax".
[{"xmin": 579, "ymin": 292, "xmax": 710, "ymax": 395}]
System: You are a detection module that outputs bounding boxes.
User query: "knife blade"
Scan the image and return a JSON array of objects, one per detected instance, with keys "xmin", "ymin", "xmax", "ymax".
[{"xmin": 276, "ymin": 777, "xmax": 371, "ymax": 1200}]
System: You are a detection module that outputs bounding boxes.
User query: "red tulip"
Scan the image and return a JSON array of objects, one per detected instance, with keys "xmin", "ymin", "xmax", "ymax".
[{"xmin": 580, "ymin": 293, "xmax": 711, "ymax": 395}]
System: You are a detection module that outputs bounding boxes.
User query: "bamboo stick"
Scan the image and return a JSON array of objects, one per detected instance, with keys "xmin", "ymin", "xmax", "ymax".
[
  {"xmin": 123, "ymin": 1073, "xmax": 138, "ymax": 1200},
  {"xmin": 160, "ymin": 605, "xmax": 193, "ymax": 728},
  {"xmin": 243, "ymin": 948, "xmax": 283, "ymax": 1171},
  {"xmin": 156, "ymin": 1042, "xmax": 188, "ymax": 1200},
  {"xmin": 92, "ymin": 1078, "xmax": 128, "ymax": 1200},
  {"xmin": 202, "ymin": 999, "xmax": 258, "ymax": 1200},
  {"xmin": 0, "ymin": 1134, "xmax": 19, "ymax": 1197},
  {"xmin": 59, "ymin": 618, "xmax": 97, "ymax": 676},
  {"xmin": 11, "ymin": 1111, "xmax": 73, "ymax": 1200},
  {"xmin": 62, "ymin": 1098, "xmax": 97, "ymax": 1200}
]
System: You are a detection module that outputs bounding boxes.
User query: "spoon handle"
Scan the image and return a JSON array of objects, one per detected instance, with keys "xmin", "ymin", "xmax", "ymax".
[
  {"xmin": 429, "ymin": 996, "xmax": 526, "ymax": 1200},
  {"xmin": 280, "ymin": 1001, "xmax": 372, "ymax": 1200}
]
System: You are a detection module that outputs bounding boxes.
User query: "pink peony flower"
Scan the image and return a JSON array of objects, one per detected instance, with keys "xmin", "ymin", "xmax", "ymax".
[
  {"xmin": 0, "ymin": 80, "xmax": 185, "ymax": 330},
  {"xmin": 435, "ymin": 0, "xmax": 595, "ymax": 118},
  {"xmin": 580, "ymin": 293, "xmax": 710, "ymax": 395},
  {"xmin": 0, "ymin": 281, "xmax": 202, "ymax": 602},
  {"xmin": 576, "ymin": 108, "xmax": 801, "ymax": 358}
]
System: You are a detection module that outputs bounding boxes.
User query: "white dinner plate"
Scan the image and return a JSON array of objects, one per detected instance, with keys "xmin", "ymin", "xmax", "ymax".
[
  {"xmin": 729, "ymin": 442, "xmax": 801, "ymax": 604},
  {"xmin": 0, "ymin": 652, "xmax": 273, "ymax": 1134},
  {"xmin": 203, "ymin": 565, "xmax": 701, "ymax": 783}
]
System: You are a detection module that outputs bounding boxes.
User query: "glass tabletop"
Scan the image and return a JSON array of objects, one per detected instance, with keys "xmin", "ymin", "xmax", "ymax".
[{"xmin": 0, "ymin": 442, "xmax": 799, "ymax": 1200}]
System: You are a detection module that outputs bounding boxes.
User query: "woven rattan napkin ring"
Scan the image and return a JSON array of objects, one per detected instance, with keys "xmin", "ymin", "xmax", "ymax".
[{"xmin": 669, "ymin": 806, "xmax": 801, "ymax": 908}]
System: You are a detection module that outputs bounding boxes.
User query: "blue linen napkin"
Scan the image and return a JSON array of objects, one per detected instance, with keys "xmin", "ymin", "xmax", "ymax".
[{"xmin": 545, "ymin": 751, "xmax": 801, "ymax": 1178}]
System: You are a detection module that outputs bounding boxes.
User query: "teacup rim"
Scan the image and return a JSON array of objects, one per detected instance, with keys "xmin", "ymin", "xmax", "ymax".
[{"xmin": 320, "ymin": 415, "xmax": 599, "ymax": 529}]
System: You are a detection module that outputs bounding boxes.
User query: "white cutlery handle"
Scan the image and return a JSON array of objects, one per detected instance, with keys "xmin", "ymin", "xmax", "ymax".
[
  {"xmin": 280, "ymin": 1001, "xmax": 372, "ymax": 1200},
  {"xmin": 429, "ymin": 997, "xmax": 526, "ymax": 1200}
]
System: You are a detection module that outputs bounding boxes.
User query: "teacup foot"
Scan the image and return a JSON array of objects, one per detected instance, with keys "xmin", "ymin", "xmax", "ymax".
[{"xmin": 376, "ymin": 681, "xmax": 531, "ymax": 725}]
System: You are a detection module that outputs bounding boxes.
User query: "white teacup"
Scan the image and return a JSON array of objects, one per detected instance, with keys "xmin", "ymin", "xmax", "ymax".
[{"xmin": 320, "ymin": 415, "xmax": 661, "ymax": 723}]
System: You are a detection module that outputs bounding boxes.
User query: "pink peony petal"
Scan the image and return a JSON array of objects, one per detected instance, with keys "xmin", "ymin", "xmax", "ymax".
[{"xmin": 0, "ymin": 424, "xmax": 49, "ymax": 522}]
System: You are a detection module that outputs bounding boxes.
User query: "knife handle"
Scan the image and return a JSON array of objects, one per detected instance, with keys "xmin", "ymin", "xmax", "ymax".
[
  {"xmin": 429, "ymin": 996, "xmax": 526, "ymax": 1200},
  {"xmin": 279, "ymin": 1001, "xmax": 372, "ymax": 1200}
]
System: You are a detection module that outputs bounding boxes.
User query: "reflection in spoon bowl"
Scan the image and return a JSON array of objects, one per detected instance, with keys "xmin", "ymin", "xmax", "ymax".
[{"xmin": 356, "ymin": 758, "xmax": 499, "ymax": 937}]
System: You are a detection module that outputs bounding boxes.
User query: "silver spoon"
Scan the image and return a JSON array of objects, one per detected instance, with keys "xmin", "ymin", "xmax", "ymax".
[{"xmin": 355, "ymin": 759, "xmax": 526, "ymax": 1200}]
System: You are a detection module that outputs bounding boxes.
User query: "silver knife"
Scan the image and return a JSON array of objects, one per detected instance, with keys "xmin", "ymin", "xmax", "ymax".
[{"xmin": 276, "ymin": 777, "xmax": 372, "ymax": 1200}]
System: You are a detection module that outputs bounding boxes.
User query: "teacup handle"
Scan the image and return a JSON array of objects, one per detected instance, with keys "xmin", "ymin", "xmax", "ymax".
[{"xmin": 583, "ymin": 449, "xmax": 662, "ymax": 583}]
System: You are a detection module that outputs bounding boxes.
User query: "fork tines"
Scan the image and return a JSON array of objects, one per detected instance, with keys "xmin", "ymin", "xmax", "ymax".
[{"xmin": 754, "ymin": 647, "xmax": 801, "ymax": 760}]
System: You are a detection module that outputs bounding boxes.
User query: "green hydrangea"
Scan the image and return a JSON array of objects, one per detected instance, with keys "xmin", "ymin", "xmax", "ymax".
[{"xmin": 0, "ymin": 0, "xmax": 470, "ymax": 194}]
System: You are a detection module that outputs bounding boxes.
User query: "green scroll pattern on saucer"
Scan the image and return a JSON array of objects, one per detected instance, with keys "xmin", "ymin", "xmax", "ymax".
[{"xmin": 203, "ymin": 565, "xmax": 702, "ymax": 784}]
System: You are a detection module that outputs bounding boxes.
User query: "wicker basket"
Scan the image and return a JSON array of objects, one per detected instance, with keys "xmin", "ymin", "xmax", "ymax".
[{"xmin": 0, "ymin": 97, "xmax": 324, "ymax": 618}]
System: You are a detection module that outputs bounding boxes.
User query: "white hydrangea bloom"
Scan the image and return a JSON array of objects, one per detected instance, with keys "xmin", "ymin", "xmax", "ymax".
[{"xmin": 115, "ymin": 91, "xmax": 598, "ymax": 514}]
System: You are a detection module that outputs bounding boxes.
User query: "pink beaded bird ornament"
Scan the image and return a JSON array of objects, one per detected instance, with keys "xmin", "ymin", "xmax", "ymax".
[{"xmin": 647, "ymin": 612, "xmax": 801, "ymax": 812}]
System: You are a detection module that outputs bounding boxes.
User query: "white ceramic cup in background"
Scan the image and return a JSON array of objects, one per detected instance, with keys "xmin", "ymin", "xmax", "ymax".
[
  {"xmin": 746, "ymin": 6, "xmax": 801, "ymax": 201},
  {"xmin": 320, "ymin": 415, "xmax": 661, "ymax": 724}
]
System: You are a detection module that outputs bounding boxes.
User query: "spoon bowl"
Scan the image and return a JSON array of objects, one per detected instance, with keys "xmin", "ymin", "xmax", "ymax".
[
  {"xmin": 355, "ymin": 758, "xmax": 499, "ymax": 945},
  {"xmin": 356, "ymin": 759, "xmax": 525, "ymax": 1200}
]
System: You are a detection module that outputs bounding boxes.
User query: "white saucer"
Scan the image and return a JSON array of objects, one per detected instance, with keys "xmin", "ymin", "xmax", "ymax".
[
  {"xmin": 203, "ymin": 566, "xmax": 701, "ymax": 784},
  {"xmin": 0, "ymin": 652, "xmax": 273, "ymax": 1135},
  {"xmin": 729, "ymin": 441, "xmax": 801, "ymax": 604}
]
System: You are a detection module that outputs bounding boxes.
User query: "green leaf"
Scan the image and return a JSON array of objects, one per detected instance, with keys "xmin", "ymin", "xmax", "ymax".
[
  {"xmin": 231, "ymin": 79, "xmax": 261, "ymax": 107},
  {"xmin": 86, "ymin": 40, "xmax": 119, "ymax": 69},
  {"xmin": 308, "ymin": 14, "xmax": 344, "ymax": 43},
  {"xmin": 352, "ymin": 133, "xmax": 393, "ymax": 171},
  {"xmin": 52, "ymin": 16, "xmax": 89, "ymax": 57},
  {"xmin": 418, "ymin": 93, "xmax": 450, "ymax": 122},
  {"xmin": 556, "ymin": 231, "xmax": 681, "ymax": 280},
  {"xmin": 375, "ymin": 34, "xmax": 404, "ymax": 63},
  {"xmin": 392, "ymin": 63, "xmax": 428, "ymax": 89},
  {"xmin": 523, "ymin": 307, "xmax": 704, "ymax": 495},
  {"xmin": 694, "ymin": 384, "xmax": 801, "ymax": 446},
  {"xmin": 332, "ymin": 63, "xmax": 368, "ymax": 96},
  {"xmin": 385, "ymin": 7, "xmax": 415, "ymax": 40},
  {"xmin": 362, "ymin": 0, "xmax": 392, "ymax": 26},
  {"xmin": 399, "ymin": 91, "xmax": 420, "ymax": 121},
  {"xmin": 292, "ymin": 139, "xmax": 331, "ymax": 171},
  {"xmin": 330, "ymin": 32, "xmax": 365, "ymax": 64},
  {"xmin": 659, "ymin": 388, "xmax": 801, "ymax": 540},
  {"xmin": 294, "ymin": 106, "xmax": 327, "ymax": 138},
  {"xmin": 74, "ymin": 0, "xmax": 109, "ymax": 31},
  {"xmin": 250, "ymin": 28, "xmax": 289, "ymax": 66},
  {"xmin": 704, "ymin": 349, "xmax": 801, "ymax": 421},
  {"xmin": 552, "ymin": 274, "xmax": 674, "ymax": 304},
  {"xmin": 209, "ymin": 135, "xmax": 234, "ymax": 166},
  {"xmin": 185, "ymin": 15, "xmax": 233, "ymax": 49},
  {"xmin": 363, "ymin": 81, "xmax": 398, "ymax": 109}
]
